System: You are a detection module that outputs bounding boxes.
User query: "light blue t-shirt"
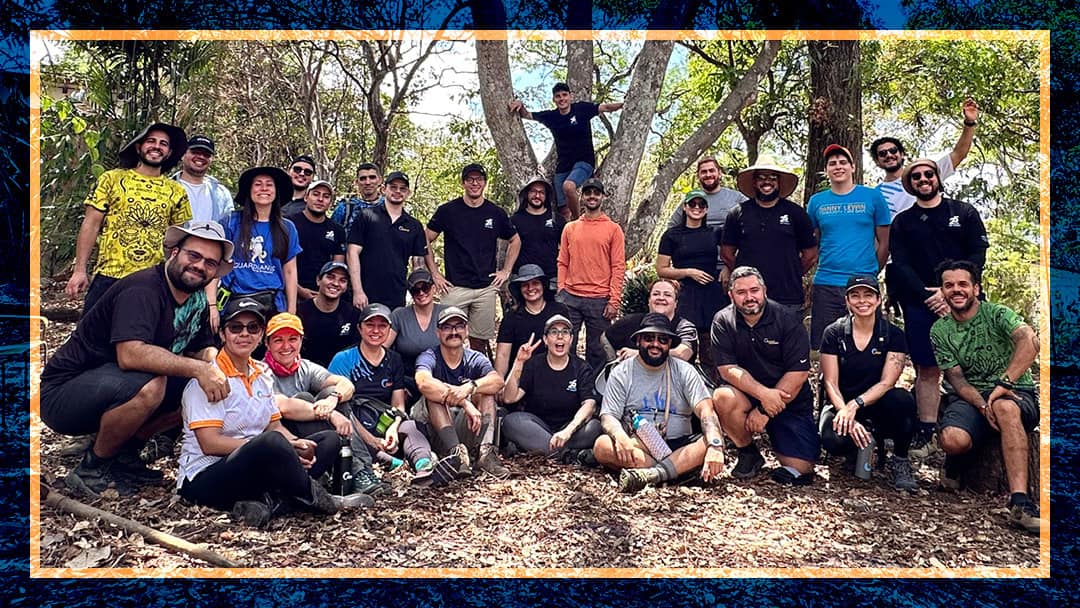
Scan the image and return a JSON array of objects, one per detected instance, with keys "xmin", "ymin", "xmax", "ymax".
[
  {"xmin": 807, "ymin": 185, "xmax": 890, "ymax": 287},
  {"xmin": 222, "ymin": 212, "xmax": 302, "ymax": 311}
]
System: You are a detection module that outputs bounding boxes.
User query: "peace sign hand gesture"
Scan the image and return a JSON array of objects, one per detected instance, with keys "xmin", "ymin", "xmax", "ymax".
[{"xmin": 515, "ymin": 333, "xmax": 542, "ymax": 364}]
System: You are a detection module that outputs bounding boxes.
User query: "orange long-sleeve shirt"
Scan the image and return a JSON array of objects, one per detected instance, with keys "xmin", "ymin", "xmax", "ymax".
[{"xmin": 557, "ymin": 213, "xmax": 626, "ymax": 309}]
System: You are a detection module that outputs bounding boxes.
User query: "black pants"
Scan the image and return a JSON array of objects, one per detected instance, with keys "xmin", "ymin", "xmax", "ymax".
[
  {"xmin": 820, "ymin": 387, "xmax": 916, "ymax": 458},
  {"xmin": 180, "ymin": 429, "xmax": 337, "ymax": 510}
]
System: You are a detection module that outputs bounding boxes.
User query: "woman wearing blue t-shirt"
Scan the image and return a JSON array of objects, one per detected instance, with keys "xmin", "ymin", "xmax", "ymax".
[{"xmin": 219, "ymin": 166, "xmax": 302, "ymax": 317}]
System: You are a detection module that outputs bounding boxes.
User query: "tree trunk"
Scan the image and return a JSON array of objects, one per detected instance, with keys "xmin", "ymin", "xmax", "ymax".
[
  {"xmin": 960, "ymin": 430, "xmax": 1040, "ymax": 498},
  {"xmin": 804, "ymin": 40, "xmax": 862, "ymax": 203},
  {"xmin": 476, "ymin": 40, "xmax": 540, "ymax": 192}
]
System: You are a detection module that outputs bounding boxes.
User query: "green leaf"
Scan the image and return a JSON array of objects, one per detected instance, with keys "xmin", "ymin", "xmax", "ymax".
[{"xmin": 71, "ymin": 115, "xmax": 87, "ymax": 134}]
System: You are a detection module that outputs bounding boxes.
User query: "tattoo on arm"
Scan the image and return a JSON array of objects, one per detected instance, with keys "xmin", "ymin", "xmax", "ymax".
[{"xmin": 887, "ymin": 352, "xmax": 906, "ymax": 366}]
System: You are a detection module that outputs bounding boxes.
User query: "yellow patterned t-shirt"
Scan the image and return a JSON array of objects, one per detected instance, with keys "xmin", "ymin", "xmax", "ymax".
[{"xmin": 87, "ymin": 169, "xmax": 192, "ymax": 278}]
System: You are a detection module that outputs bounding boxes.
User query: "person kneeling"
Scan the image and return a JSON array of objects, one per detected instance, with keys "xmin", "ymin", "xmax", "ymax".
[
  {"xmin": 592, "ymin": 313, "xmax": 725, "ymax": 493},
  {"xmin": 176, "ymin": 297, "xmax": 339, "ymax": 527}
]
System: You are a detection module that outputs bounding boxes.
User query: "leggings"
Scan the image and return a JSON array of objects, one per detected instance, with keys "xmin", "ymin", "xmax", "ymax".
[
  {"xmin": 179, "ymin": 429, "xmax": 338, "ymax": 510},
  {"xmin": 819, "ymin": 387, "xmax": 917, "ymax": 458},
  {"xmin": 366, "ymin": 419, "xmax": 434, "ymax": 467},
  {"xmin": 502, "ymin": 411, "xmax": 603, "ymax": 455}
]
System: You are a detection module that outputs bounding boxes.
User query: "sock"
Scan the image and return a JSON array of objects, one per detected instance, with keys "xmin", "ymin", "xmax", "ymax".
[
  {"xmin": 389, "ymin": 457, "xmax": 405, "ymax": 470},
  {"xmin": 480, "ymin": 413, "xmax": 496, "ymax": 445},
  {"xmin": 782, "ymin": 465, "xmax": 802, "ymax": 477},
  {"xmin": 1010, "ymin": 492, "xmax": 1030, "ymax": 507},
  {"xmin": 414, "ymin": 457, "xmax": 432, "ymax": 472},
  {"xmin": 654, "ymin": 457, "xmax": 677, "ymax": 482},
  {"xmin": 437, "ymin": 426, "xmax": 460, "ymax": 452}
]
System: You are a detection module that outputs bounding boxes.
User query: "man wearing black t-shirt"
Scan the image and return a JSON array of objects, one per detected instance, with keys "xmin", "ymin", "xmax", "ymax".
[
  {"xmin": 288, "ymin": 180, "xmax": 347, "ymax": 301},
  {"xmin": 281, "ymin": 154, "xmax": 317, "ymax": 217},
  {"xmin": 41, "ymin": 221, "xmax": 234, "ymax": 497},
  {"xmin": 426, "ymin": 163, "xmax": 520, "ymax": 357},
  {"xmin": 511, "ymin": 177, "xmax": 565, "ymax": 289},
  {"xmin": 889, "ymin": 158, "xmax": 989, "ymax": 453},
  {"xmin": 711, "ymin": 266, "xmax": 820, "ymax": 486},
  {"xmin": 347, "ymin": 171, "xmax": 429, "ymax": 310},
  {"xmin": 297, "ymin": 261, "xmax": 361, "ymax": 366},
  {"xmin": 722, "ymin": 159, "xmax": 817, "ymax": 316},
  {"xmin": 509, "ymin": 83, "xmax": 624, "ymax": 219}
]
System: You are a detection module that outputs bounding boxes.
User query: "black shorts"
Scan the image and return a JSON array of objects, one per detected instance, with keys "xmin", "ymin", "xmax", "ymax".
[
  {"xmin": 939, "ymin": 389, "xmax": 1039, "ymax": 448},
  {"xmin": 40, "ymin": 363, "xmax": 186, "ymax": 436},
  {"xmin": 666, "ymin": 432, "xmax": 703, "ymax": 452},
  {"xmin": 747, "ymin": 395, "xmax": 821, "ymax": 463}
]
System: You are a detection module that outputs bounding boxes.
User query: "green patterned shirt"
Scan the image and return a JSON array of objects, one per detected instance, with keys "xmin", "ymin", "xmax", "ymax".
[{"xmin": 930, "ymin": 301, "xmax": 1034, "ymax": 392}]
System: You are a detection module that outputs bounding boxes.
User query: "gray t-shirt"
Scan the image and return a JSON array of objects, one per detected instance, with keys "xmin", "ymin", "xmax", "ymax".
[
  {"xmin": 600, "ymin": 356, "xmax": 711, "ymax": 439},
  {"xmin": 264, "ymin": 359, "xmax": 331, "ymax": 397},
  {"xmin": 390, "ymin": 303, "xmax": 448, "ymax": 370}
]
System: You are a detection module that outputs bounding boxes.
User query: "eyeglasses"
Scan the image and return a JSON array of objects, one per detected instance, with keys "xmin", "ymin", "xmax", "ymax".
[
  {"xmin": 639, "ymin": 333, "xmax": 672, "ymax": 345},
  {"xmin": 463, "ymin": 176, "xmax": 485, "ymax": 184},
  {"xmin": 291, "ymin": 166, "xmax": 314, "ymax": 176},
  {"xmin": 876, "ymin": 147, "xmax": 900, "ymax": 158},
  {"xmin": 685, "ymin": 200, "xmax": 708, "ymax": 209},
  {"xmin": 225, "ymin": 321, "xmax": 263, "ymax": 335},
  {"xmin": 545, "ymin": 328, "xmax": 572, "ymax": 337},
  {"xmin": 179, "ymin": 248, "xmax": 221, "ymax": 272},
  {"xmin": 409, "ymin": 283, "xmax": 433, "ymax": 295},
  {"xmin": 439, "ymin": 323, "xmax": 467, "ymax": 332},
  {"xmin": 910, "ymin": 170, "xmax": 937, "ymax": 180}
]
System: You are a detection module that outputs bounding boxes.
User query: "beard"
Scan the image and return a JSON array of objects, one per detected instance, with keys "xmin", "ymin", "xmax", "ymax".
[
  {"xmin": 638, "ymin": 345, "xmax": 670, "ymax": 367},
  {"xmin": 735, "ymin": 299, "xmax": 763, "ymax": 317},
  {"xmin": 914, "ymin": 187, "xmax": 939, "ymax": 201},
  {"xmin": 307, "ymin": 208, "xmax": 327, "ymax": 218},
  {"xmin": 166, "ymin": 257, "xmax": 210, "ymax": 293},
  {"xmin": 947, "ymin": 294, "xmax": 975, "ymax": 314},
  {"xmin": 138, "ymin": 150, "xmax": 164, "ymax": 168},
  {"xmin": 755, "ymin": 189, "xmax": 779, "ymax": 202}
]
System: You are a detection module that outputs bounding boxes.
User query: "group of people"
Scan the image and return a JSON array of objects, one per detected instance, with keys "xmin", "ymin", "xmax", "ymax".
[{"xmin": 40, "ymin": 86, "xmax": 1041, "ymax": 536}]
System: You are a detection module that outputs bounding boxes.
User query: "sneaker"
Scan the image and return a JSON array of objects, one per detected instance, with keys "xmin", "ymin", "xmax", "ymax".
[
  {"xmin": 1008, "ymin": 498, "xmax": 1044, "ymax": 535},
  {"xmin": 412, "ymin": 458, "xmax": 435, "ymax": 487},
  {"xmin": 503, "ymin": 441, "xmax": 521, "ymax": 458},
  {"xmin": 64, "ymin": 451, "xmax": 136, "ymax": 497},
  {"xmin": 888, "ymin": 456, "xmax": 918, "ymax": 491},
  {"xmin": 575, "ymin": 448, "xmax": 598, "ymax": 468},
  {"xmin": 331, "ymin": 492, "xmax": 375, "ymax": 509},
  {"xmin": 304, "ymin": 478, "xmax": 340, "ymax": 515},
  {"xmin": 113, "ymin": 446, "xmax": 164, "ymax": 484},
  {"xmin": 940, "ymin": 456, "xmax": 963, "ymax": 490},
  {"xmin": 618, "ymin": 468, "xmax": 652, "ymax": 493},
  {"xmin": 353, "ymin": 468, "xmax": 389, "ymax": 496},
  {"xmin": 231, "ymin": 498, "xmax": 272, "ymax": 528},
  {"xmin": 909, "ymin": 428, "xmax": 939, "ymax": 459},
  {"xmin": 384, "ymin": 462, "xmax": 414, "ymax": 491},
  {"xmin": 476, "ymin": 445, "xmax": 510, "ymax": 479},
  {"xmin": 139, "ymin": 434, "xmax": 176, "ymax": 463},
  {"xmin": 731, "ymin": 446, "xmax": 765, "ymax": 479},
  {"xmin": 770, "ymin": 467, "xmax": 814, "ymax": 486},
  {"xmin": 450, "ymin": 443, "xmax": 472, "ymax": 478},
  {"xmin": 430, "ymin": 455, "xmax": 459, "ymax": 488}
]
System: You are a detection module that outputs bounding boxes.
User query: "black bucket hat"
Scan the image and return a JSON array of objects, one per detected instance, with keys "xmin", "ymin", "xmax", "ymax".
[
  {"xmin": 629, "ymin": 312, "xmax": 681, "ymax": 348},
  {"xmin": 117, "ymin": 122, "xmax": 188, "ymax": 172},
  {"xmin": 237, "ymin": 166, "xmax": 293, "ymax": 208}
]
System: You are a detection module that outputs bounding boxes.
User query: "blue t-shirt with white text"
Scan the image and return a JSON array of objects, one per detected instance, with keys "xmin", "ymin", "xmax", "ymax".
[{"xmin": 807, "ymin": 185, "xmax": 890, "ymax": 287}]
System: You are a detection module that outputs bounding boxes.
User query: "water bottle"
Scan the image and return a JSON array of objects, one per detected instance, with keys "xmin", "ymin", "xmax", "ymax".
[
  {"xmin": 332, "ymin": 439, "xmax": 354, "ymax": 494},
  {"xmin": 854, "ymin": 432, "xmax": 874, "ymax": 480},
  {"xmin": 632, "ymin": 415, "xmax": 672, "ymax": 461},
  {"xmin": 375, "ymin": 410, "xmax": 397, "ymax": 435}
]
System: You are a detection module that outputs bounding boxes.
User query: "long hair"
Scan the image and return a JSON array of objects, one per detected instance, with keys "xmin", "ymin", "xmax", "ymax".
[{"xmin": 235, "ymin": 180, "xmax": 290, "ymax": 262}]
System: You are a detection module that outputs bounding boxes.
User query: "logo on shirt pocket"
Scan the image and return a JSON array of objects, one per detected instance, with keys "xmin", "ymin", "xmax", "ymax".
[
  {"xmin": 763, "ymin": 338, "xmax": 780, "ymax": 346},
  {"xmin": 484, "ymin": 218, "xmax": 494, "ymax": 229},
  {"xmin": 567, "ymin": 379, "xmax": 577, "ymax": 392}
]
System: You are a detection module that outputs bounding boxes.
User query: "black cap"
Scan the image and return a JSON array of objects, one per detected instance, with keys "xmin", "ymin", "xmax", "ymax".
[
  {"xmin": 319, "ymin": 260, "xmax": 348, "ymax": 278},
  {"xmin": 187, "ymin": 135, "xmax": 215, "ymax": 154},
  {"xmin": 385, "ymin": 171, "xmax": 410, "ymax": 187},
  {"xmin": 845, "ymin": 275, "xmax": 881, "ymax": 294},
  {"xmin": 220, "ymin": 295, "xmax": 268, "ymax": 324},
  {"xmin": 291, "ymin": 154, "xmax": 316, "ymax": 168},
  {"xmin": 359, "ymin": 303, "xmax": 393, "ymax": 323},
  {"xmin": 581, "ymin": 177, "xmax": 605, "ymax": 194},
  {"xmin": 552, "ymin": 82, "xmax": 571, "ymax": 94},
  {"xmin": 407, "ymin": 268, "xmax": 433, "ymax": 288},
  {"xmin": 461, "ymin": 163, "xmax": 487, "ymax": 181}
]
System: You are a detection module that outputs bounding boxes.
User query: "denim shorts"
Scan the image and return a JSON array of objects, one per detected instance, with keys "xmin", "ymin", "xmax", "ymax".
[{"xmin": 553, "ymin": 161, "xmax": 594, "ymax": 208}]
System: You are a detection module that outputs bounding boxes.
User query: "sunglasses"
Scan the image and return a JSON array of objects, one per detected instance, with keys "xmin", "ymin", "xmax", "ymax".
[
  {"xmin": 225, "ymin": 321, "xmax": 263, "ymax": 335},
  {"xmin": 179, "ymin": 248, "xmax": 221, "ymax": 272},
  {"xmin": 876, "ymin": 146, "xmax": 900, "ymax": 158},
  {"xmin": 291, "ymin": 166, "xmax": 315, "ymax": 176},
  {"xmin": 409, "ymin": 283, "xmax": 433, "ymax": 295},
  {"xmin": 685, "ymin": 200, "xmax": 708, "ymax": 209},
  {"xmin": 639, "ymin": 333, "xmax": 672, "ymax": 345},
  {"xmin": 910, "ymin": 170, "xmax": 937, "ymax": 180}
]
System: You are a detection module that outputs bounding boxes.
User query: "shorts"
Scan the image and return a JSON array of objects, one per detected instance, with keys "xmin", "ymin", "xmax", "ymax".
[
  {"xmin": 748, "ymin": 395, "xmax": 820, "ymax": 463},
  {"xmin": 665, "ymin": 432, "xmax": 703, "ymax": 452},
  {"xmin": 809, "ymin": 283, "xmax": 848, "ymax": 350},
  {"xmin": 939, "ymin": 389, "xmax": 1039, "ymax": 448},
  {"xmin": 410, "ymin": 397, "xmax": 483, "ymax": 455},
  {"xmin": 553, "ymin": 161, "xmax": 594, "ymax": 208},
  {"xmin": 900, "ymin": 301, "xmax": 938, "ymax": 367},
  {"xmin": 40, "ymin": 363, "xmax": 186, "ymax": 436},
  {"xmin": 440, "ymin": 284, "xmax": 498, "ymax": 340}
]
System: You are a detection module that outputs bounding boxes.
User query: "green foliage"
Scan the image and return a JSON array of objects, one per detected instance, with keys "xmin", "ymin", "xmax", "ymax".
[{"xmin": 620, "ymin": 265, "xmax": 658, "ymax": 315}]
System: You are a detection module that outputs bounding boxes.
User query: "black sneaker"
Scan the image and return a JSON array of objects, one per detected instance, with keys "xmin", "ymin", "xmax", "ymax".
[
  {"xmin": 575, "ymin": 448, "xmax": 598, "ymax": 468},
  {"xmin": 1008, "ymin": 498, "xmax": 1043, "ymax": 535},
  {"xmin": 770, "ymin": 467, "xmax": 814, "ymax": 486},
  {"xmin": 231, "ymin": 498, "xmax": 273, "ymax": 528},
  {"xmin": 64, "ymin": 452, "xmax": 136, "ymax": 497},
  {"xmin": 139, "ymin": 434, "xmax": 176, "ymax": 463},
  {"xmin": 430, "ymin": 454, "xmax": 460, "ymax": 488},
  {"xmin": 114, "ymin": 446, "xmax": 164, "ymax": 484},
  {"xmin": 731, "ymin": 446, "xmax": 765, "ymax": 479}
]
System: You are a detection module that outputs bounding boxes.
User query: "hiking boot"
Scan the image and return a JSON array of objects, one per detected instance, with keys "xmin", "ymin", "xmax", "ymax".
[
  {"xmin": 476, "ymin": 445, "xmax": 510, "ymax": 479},
  {"xmin": 139, "ymin": 433, "xmax": 177, "ymax": 463},
  {"xmin": 618, "ymin": 468, "xmax": 653, "ymax": 493},
  {"xmin": 412, "ymin": 458, "xmax": 435, "ymax": 487},
  {"xmin": 503, "ymin": 441, "xmax": 521, "ymax": 458},
  {"xmin": 450, "ymin": 443, "xmax": 472, "ymax": 478},
  {"xmin": 770, "ymin": 467, "xmax": 814, "ymax": 486},
  {"xmin": 231, "ymin": 495, "xmax": 275, "ymax": 527},
  {"xmin": 430, "ymin": 454, "xmax": 459, "ymax": 488},
  {"xmin": 303, "ymin": 477, "xmax": 340, "ymax": 515},
  {"xmin": 909, "ymin": 427, "xmax": 939, "ymax": 459},
  {"xmin": 113, "ymin": 446, "xmax": 164, "ymax": 484},
  {"xmin": 888, "ymin": 456, "xmax": 918, "ymax": 491},
  {"xmin": 384, "ymin": 461, "xmax": 414, "ymax": 491},
  {"xmin": 1008, "ymin": 497, "xmax": 1043, "ymax": 535},
  {"xmin": 731, "ymin": 446, "xmax": 765, "ymax": 479},
  {"xmin": 354, "ymin": 469, "xmax": 389, "ymax": 496},
  {"xmin": 576, "ymin": 448, "xmax": 598, "ymax": 468},
  {"xmin": 64, "ymin": 451, "xmax": 136, "ymax": 497},
  {"xmin": 940, "ymin": 455, "xmax": 964, "ymax": 490}
]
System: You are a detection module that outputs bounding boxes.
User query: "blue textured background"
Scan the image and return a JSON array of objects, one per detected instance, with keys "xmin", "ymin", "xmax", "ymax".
[{"xmin": 3, "ymin": 0, "xmax": 1075, "ymax": 604}]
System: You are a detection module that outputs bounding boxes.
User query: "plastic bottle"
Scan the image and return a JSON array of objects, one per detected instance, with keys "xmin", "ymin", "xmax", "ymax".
[
  {"xmin": 632, "ymin": 414, "xmax": 672, "ymax": 461},
  {"xmin": 332, "ymin": 439, "xmax": 354, "ymax": 494},
  {"xmin": 854, "ymin": 432, "xmax": 875, "ymax": 480}
]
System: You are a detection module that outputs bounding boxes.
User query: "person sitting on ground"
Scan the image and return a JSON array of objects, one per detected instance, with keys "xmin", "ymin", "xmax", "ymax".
[
  {"xmin": 494, "ymin": 264, "xmax": 570, "ymax": 383},
  {"xmin": 501, "ymin": 315, "xmax": 602, "ymax": 464},
  {"xmin": 930, "ymin": 259, "xmax": 1043, "ymax": 535},
  {"xmin": 819, "ymin": 275, "xmax": 918, "ymax": 491},
  {"xmin": 412, "ymin": 307, "xmax": 509, "ymax": 479},
  {"xmin": 260, "ymin": 312, "xmax": 384, "ymax": 498},
  {"xmin": 601, "ymin": 278, "xmax": 698, "ymax": 363},
  {"xmin": 329, "ymin": 304, "xmax": 448, "ymax": 487},
  {"xmin": 592, "ymin": 313, "xmax": 725, "ymax": 493},
  {"xmin": 42, "ymin": 220, "xmax": 232, "ymax": 497},
  {"xmin": 176, "ymin": 296, "xmax": 339, "ymax": 527},
  {"xmin": 387, "ymin": 269, "xmax": 448, "ymax": 402},
  {"xmin": 712, "ymin": 266, "xmax": 820, "ymax": 486},
  {"xmin": 296, "ymin": 261, "xmax": 360, "ymax": 367}
]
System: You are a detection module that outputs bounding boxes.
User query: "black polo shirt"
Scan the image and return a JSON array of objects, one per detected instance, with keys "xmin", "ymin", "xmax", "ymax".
[
  {"xmin": 287, "ymin": 212, "xmax": 348, "ymax": 290},
  {"xmin": 820, "ymin": 316, "xmax": 907, "ymax": 400},
  {"xmin": 711, "ymin": 299, "xmax": 813, "ymax": 405},
  {"xmin": 348, "ymin": 205, "xmax": 428, "ymax": 308},
  {"xmin": 427, "ymin": 197, "xmax": 516, "ymax": 289},
  {"xmin": 722, "ymin": 199, "xmax": 816, "ymax": 307},
  {"xmin": 512, "ymin": 209, "xmax": 565, "ymax": 278}
]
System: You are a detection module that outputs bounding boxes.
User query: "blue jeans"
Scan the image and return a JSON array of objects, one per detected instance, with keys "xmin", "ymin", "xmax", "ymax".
[
  {"xmin": 554, "ymin": 161, "xmax": 594, "ymax": 208},
  {"xmin": 556, "ymin": 289, "xmax": 610, "ymax": 373}
]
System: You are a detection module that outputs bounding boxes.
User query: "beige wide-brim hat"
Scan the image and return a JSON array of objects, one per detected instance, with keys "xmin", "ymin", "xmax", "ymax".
[{"xmin": 736, "ymin": 157, "xmax": 799, "ymax": 199}]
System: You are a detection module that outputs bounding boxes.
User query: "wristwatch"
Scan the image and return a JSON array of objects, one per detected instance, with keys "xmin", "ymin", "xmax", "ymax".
[
  {"xmin": 328, "ymin": 390, "xmax": 342, "ymax": 402},
  {"xmin": 963, "ymin": 119, "xmax": 978, "ymax": 127},
  {"xmin": 854, "ymin": 396, "xmax": 865, "ymax": 408},
  {"xmin": 995, "ymin": 375, "xmax": 1015, "ymax": 390},
  {"xmin": 708, "ymin": 437, "xmax": 724, "ymax": 450}
]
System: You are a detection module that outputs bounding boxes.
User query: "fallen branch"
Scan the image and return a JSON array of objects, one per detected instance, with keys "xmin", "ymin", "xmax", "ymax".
[{"xmin": 42, "ymin": 484, "xmax": 242, "ymax": 568}]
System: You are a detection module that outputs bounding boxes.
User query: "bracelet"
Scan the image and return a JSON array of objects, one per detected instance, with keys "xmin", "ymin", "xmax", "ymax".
[{"xmin": 963, "ymin": 119, "xmax": 977, "ymax": 127}]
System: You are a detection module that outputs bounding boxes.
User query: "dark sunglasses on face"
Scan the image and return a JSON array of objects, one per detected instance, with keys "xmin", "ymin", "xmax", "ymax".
[
  {"xmin": 410, "ymin": 283, "xmax": 433, "ymax": 295},
  {"xmin": 910, "ymin": 170, "xmax": 937, "ymax": 180},
  {"xmin": 179, "ymin": 248, "xmax": 221, "ymax": 271},
  {"xmin": 291, "ymin": 166, "xmax": 314, "ymax": 176},
  {"xmin": 876, "ymin": 147, "xmax": 900, "ymax": 158},
  {"xmin": 639, "ymin": 333, "xmax": 671, "ymax": 345},
  {"xmin": 225, "ymin": 321, "xmax": 263, "ymax": 335},
  {"xmin": 685, "ymin": 200, "xmax": 708, "ymax": 209}
]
